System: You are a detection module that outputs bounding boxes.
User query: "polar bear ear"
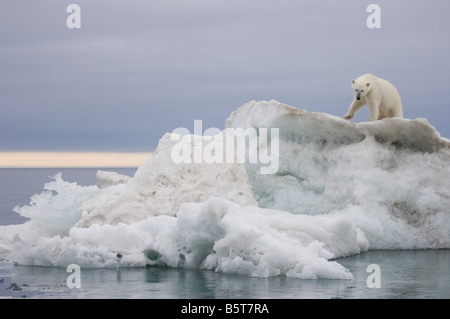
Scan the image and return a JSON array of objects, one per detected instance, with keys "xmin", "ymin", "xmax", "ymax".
[
  {"xmin": 352, "ymin": 80, "xmax": 355, "ymax": 84},
  {"xmin": 366, "ymin": 83, "xmax": 370, "ymax": 87}
]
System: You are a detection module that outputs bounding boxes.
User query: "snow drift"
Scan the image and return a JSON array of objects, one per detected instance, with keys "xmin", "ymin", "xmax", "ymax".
[{"xmin": 1, "ymin": 100, "xmax": 449, "ymax": 279}]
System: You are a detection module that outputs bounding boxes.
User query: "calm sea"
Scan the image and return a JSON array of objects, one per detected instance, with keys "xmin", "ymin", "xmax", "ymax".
[{"xmin": 1, "ymin": 168, "xmax": 449, "ymax": 299}]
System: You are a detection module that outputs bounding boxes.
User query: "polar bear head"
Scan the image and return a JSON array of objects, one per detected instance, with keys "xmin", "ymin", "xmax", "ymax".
[{"xmin": 352, "ymin": 78, "xmax": 371, "ymax": 101}]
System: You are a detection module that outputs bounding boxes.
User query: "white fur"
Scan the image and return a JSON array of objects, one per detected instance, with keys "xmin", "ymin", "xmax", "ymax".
[{"xmin": 344, "ymin": 73, "xmax": 403, "ymax": 121}]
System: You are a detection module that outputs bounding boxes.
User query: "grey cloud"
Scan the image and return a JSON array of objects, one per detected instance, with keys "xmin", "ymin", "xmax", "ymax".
[{"xmin": 1, "ymin": 0, "xmax": 449, "ymax": 151}]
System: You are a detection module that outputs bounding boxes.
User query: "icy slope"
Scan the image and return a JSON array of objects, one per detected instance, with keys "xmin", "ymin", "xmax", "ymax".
[
  {"xmin": 226, "ymin": 100, "xmax": 450, "ymax": 250},
  {"xmin": 76, "ymin": 133, "xmax": 256, "ymax": 227},
  {"xmin": 1, "ymin": 100, "xmax": 449, "ymax": 279}
]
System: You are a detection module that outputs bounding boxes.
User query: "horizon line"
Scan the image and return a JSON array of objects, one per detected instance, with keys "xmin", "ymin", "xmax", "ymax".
[{"xmin": 0, "ymin": 151, "xmax": 152, "ymax": 168}]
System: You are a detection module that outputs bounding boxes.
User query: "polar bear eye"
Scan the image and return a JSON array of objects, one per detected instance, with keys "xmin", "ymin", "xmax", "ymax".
[{"xmin": 361, "ymin": 90, "xmax": 364, "ymax": 92}]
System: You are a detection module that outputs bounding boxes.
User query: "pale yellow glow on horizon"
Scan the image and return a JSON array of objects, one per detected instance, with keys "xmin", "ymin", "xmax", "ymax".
[{"xmin": 0, "ymin": 152, "xmax": 152, "ymax": 168}]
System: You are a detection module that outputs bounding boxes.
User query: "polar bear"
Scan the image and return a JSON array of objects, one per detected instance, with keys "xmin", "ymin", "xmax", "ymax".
[{"xmin": 344, "ymin": 73, "xmax": 403, "ymax": 121}]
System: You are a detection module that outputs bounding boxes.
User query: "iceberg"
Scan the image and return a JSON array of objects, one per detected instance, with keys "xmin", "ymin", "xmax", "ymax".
[{"xmin": 1, "ymin": 100, "xmax": 449, "ymax": 279}]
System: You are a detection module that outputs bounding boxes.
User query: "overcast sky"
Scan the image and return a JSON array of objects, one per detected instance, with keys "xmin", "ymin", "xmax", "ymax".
[{"xmin": 1, "ymin": 0, "xmax": 449, "ymax": 152}]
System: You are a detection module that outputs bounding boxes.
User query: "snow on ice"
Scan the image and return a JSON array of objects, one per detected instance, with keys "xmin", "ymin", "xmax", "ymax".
[{"xmin": 1, "ymin": 100, "xmax": 449, "ymax": 279}]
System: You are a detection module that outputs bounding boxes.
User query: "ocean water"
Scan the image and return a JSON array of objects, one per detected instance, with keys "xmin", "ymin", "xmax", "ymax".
[
  {"xmin": 1, "ymin": 168, "xmax": 449, "ymax": 299},
  {"xmin": 1, "ymin": 248, "xmax": 449, "ymax": 299}
]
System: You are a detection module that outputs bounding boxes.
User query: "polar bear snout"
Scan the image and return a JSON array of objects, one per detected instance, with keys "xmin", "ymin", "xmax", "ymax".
[{"xmin": 356, "ymin": 93, "xmax": 361, "ymax": 100}]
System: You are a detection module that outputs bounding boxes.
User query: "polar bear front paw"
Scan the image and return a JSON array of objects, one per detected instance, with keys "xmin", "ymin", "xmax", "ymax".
[{"xmin": 343, "ymin": 114, "xmax": 353, "ymax": 120}]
